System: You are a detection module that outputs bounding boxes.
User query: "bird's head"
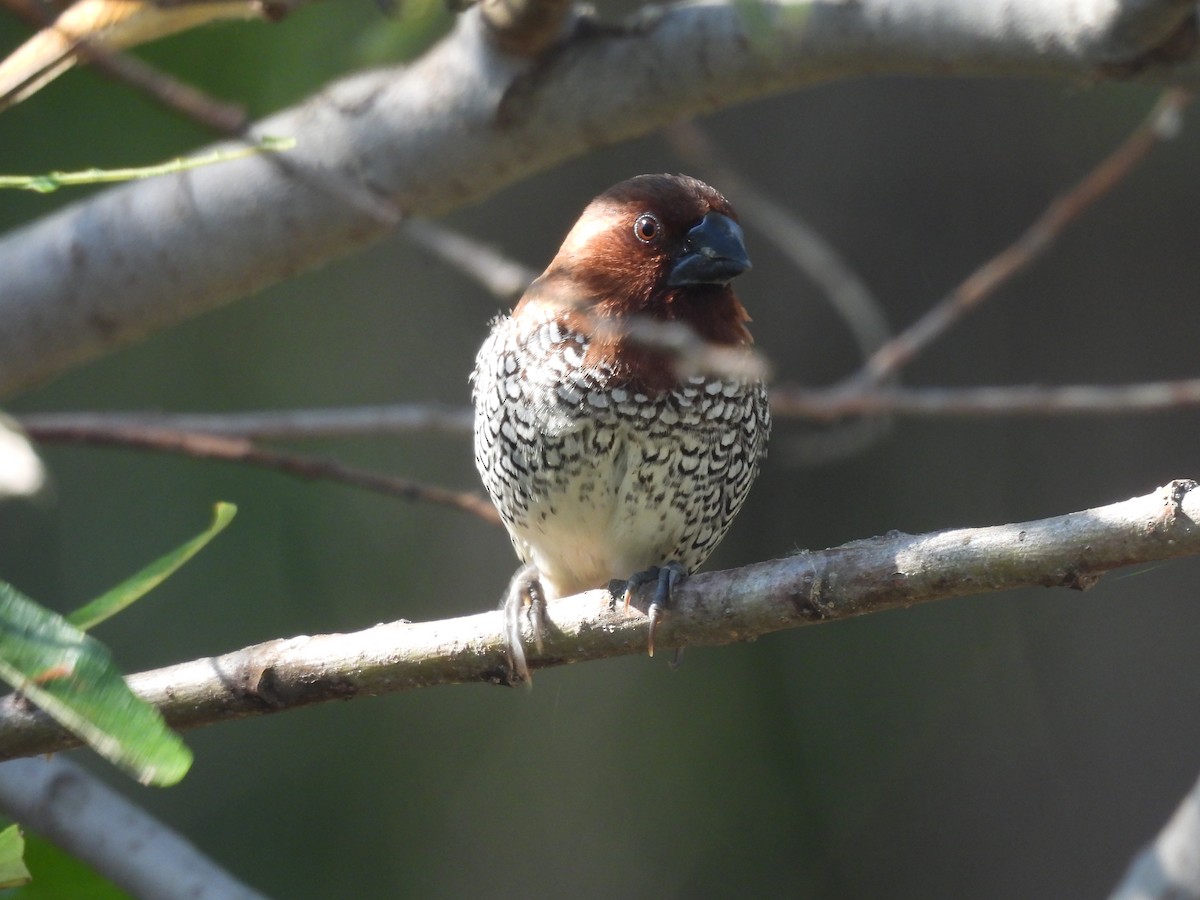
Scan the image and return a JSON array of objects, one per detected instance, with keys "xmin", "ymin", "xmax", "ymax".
[{"xmin": 515, "ymin": 174, "xmax": 755, "ymax": 351}]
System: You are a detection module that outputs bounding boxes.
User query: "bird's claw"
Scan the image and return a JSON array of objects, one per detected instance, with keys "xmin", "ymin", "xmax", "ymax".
[
  {"xmin": 622, "ymin": 562, "xmax": 685, "ymax": 657},
  {"xmin": 501, "ymin": 564, "xmax": 545, "ymax": 686},
  {"xmin": 647, "ymin": 601, "xmax": 662, "ymax": 658}
]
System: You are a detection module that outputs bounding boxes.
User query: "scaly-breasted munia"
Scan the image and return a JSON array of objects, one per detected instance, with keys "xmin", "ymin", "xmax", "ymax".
[{"xmin": 472, "ymin": 174, "xmax": 770, "ymax": 682}]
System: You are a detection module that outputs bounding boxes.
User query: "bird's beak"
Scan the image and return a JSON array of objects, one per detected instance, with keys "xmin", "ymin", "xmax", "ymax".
[{"xmin": 667, "ymin": 212, "xmax": 752, "ymax": 286}]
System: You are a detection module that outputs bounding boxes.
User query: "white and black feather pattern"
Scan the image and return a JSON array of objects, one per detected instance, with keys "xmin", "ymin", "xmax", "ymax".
[{"xmin": 472, "ymin": 306, "xmax": 770, "ymax": 601}]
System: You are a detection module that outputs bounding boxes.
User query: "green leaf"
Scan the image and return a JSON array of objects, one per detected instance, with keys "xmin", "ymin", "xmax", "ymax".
[
  {"xmin": 15, "ymin": 835, "xmax": 127, "ymax": 899},
  {"xmin": 0, "ymin": 583, "xmax": 192, "ymax": 787},
  {"xmin": 69, "ymin": 502, "xmax": 236, "ymax": 631},
  {"xmin": 0, "ymin": 504, "xmax": 236, "ymax": 784},
  {"xmin": 0, "ymin": 825, "xmax": 31, "ymax": 890},
  {"xmin": 0, "ymin": 503, "xmax": 236, "ymax": 784}
]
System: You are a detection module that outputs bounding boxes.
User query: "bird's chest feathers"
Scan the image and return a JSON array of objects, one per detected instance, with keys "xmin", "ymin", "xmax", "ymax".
[
  {"xmin": 507, "ymin": 321, "xmax": 744, "ymax": 531},
  {"xmin": 475, "ymin": 309, "xmax": 762, "ymax": 593},
  {"xmin": 514, "ymin": 315, "xmax": 732, "ymax": 443}
]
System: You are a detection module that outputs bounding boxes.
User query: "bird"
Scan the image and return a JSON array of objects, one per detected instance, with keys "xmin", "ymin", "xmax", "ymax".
[
  {"xmin": 471, "ymin": 173, "xmax": 770, "ymax": 683},
  {"xmin": 0, "ymin": 0, "xmax": 263, "ymax": 112}
]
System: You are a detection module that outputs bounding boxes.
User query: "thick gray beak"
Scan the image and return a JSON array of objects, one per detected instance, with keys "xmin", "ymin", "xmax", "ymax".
[{"xmin": 667, "ymin": 212, "xmax": 751, "ymax": 286}]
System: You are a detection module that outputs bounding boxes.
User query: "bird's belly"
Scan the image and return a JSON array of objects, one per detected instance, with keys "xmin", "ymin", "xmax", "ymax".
[{"xmin": 507, "ymin": 435, "xmax": 692, "ymax": 600}]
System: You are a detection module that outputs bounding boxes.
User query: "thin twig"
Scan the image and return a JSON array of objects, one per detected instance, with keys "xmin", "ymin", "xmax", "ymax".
[
  {"xmin": 2, "ymin": 0, "xmax": 255, "ymax": 129},
  {"xmin": 83, "ymin": 48, "xmax": 249, "ymax": 133},
  {"xmin": 771, "ymin": 378, "xmax": 1200, "ymax": 420},
  {"xmin": 17, "ymin": 374, "xmax": 1200, "ymax": 453},
  {"xmin": 71, "ymin": 42, "xmax": 249, "ymax": 132},
  {"xmin": 0, "ymin": 479, "xmax": 1196, "ymax": 760},
  {"xmin": 590, "ymin": 314, "xmax": 772, "ymax": 383},
  {"xmin": 664, "ymin": 119, "xmax": 895, "ymax": 463},
  {"xmin": 18, "ymin": 404, "xmax": 474, "ymax": 438},
  {"xmin": 400, "ymin": 218, "xmax": 537, "ymax": 302},
  {"xmin": 664, "ymin": 120, "xmax": 891, "ymax": 362},
  {"xmin": 0, "ymin": 136, "xmax": 294, "ymax": 192},
  {"xmin": 839, "ymin": 86, "xmax": 1194, "ymax": 391},
  {"xmin": 24, "ymin": 423, "xmax": 500, "ymax": 524}
]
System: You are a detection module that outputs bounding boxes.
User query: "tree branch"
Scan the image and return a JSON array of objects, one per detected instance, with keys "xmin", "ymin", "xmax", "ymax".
[
  {"xmin": 0, "ymin": 0, "xmax": 265, "ymax": 118},
  {"xmin": 18, "ymin": 404, "xmax": 474, "ymax": 438},
  {"xmin": 837, "ymin": 85, "xmax": 1194, "ymax": 391},
  {"xmin": 21, "ymin": 421, "xmax": 501, "ymax": 523},
  {"xmin": 664, "ymin": 120, "xmax": 890, "ymax": 362},
  {"xmin": 771, "ymin": 378, "xmax": 1200, "ymax": 419},
  {"xmin": 0, "ymin": 478, "xmax": 1195, "ymax": 762},
  {"xmin": 0, "ymin": 755, "xmax": 268, "ymax": 900},
  {"xmin": 0, "ymin": 0, "xmax": 1196, "ymax": 396},
  {"xmin": 400, "ymin": 218, "xmax": 537, "ymax": 303},
  {"xmin": 18, "ymin": 371, "xmax": 1200, "ymax": 454}
]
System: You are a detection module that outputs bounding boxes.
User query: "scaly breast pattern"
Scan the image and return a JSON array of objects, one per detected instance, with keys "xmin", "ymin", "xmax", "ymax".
[{"xmin": 472, "ymin": 308, "xmax": 770, "ymax": 601}]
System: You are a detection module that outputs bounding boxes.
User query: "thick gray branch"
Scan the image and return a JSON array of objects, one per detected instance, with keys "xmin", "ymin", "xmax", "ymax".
[
  {"xmin": 0, "ymin": 755, "xmax": 267, "ymax": 900},
  {"xmin": 0, "ymin": 478, "xmax": 1195, "ymax": 762},
  {"xmin": 0, "ymin": 0, "xmax": 1196, "ymax": 395}
]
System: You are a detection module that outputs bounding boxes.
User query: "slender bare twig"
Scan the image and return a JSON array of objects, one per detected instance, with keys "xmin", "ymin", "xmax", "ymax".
[
  {"xmin": 1, "ymin": 0, "xmax": 259, "ymax": 128},
  {"xmin": 0, "ymin": 478, "xmax": 1196, "ymax": 760},
  {"xmin": 0, "ymin": 755, "xmax": 268, "ymax": 900},
  {"xmin": 17, "ymin": 374, "xmax": 1200, "ymax": 453},
  {"xmin": 400, "ymin": 218, "xmax": 537, "ymax": 303},
  {"xmin": 74, "ymin": 46, "xmax": 249, "ymax": 132},
  {"xmin": 24, "ymin": 423, "xmax": 501, "ymax": 524},
  {"xmin": 839, "ymin": 86, "xmax": 1195, "ymax": 391},
  {"xmin": 590, "ymin": 314, "xmax": 772, "ymax": 382},
  {"xmin": 664, "ymin": 120, "xmax": 896, "ymax": 463},
  {"xmin": 664, "ymin": 121, "xmax": 891, "ymax": 362},
  {"xmin": 771, "ymin": 378, "xmax": 1200, "ymax": 420},
  {"xmin": 18, "ymin": 404, "xmax": 474, "ymax": 438}
]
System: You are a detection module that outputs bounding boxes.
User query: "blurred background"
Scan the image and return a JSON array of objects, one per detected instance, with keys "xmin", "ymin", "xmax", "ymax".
[{"xmin": 1, "ymin": 2, "xmax": 1198, "ymax": 897}]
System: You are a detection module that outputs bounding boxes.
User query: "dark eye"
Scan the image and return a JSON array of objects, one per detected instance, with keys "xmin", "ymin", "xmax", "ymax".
[{"xmin": 633, "ymin": 214, "xmax": 660, "ymax": 243}]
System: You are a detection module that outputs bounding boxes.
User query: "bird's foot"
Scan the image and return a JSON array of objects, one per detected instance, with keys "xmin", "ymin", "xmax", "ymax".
[
  {"xmin": 621, "ymin": 561, "xmax": 686, "ymax": 657},
  {"xmin": 500, "ymin": 563, "xmax": 546, "ymax": 686}
]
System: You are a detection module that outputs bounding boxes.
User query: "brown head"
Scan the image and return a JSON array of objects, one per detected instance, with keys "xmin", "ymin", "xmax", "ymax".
[{"xmin": 515, "ymin": 174, "xmax": 755, "ymax": 352}]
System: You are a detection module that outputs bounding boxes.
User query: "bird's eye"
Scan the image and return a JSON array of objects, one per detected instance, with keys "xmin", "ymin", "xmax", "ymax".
[{"xmin": 633, "ymin": 214, "xmax": 660, "ymax": 243}]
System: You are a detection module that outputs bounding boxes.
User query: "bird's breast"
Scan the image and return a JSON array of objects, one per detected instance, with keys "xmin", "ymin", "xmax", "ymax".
[{"xmin": 472, "ymin": 309, "xmax": 769, "ymax": 599}]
